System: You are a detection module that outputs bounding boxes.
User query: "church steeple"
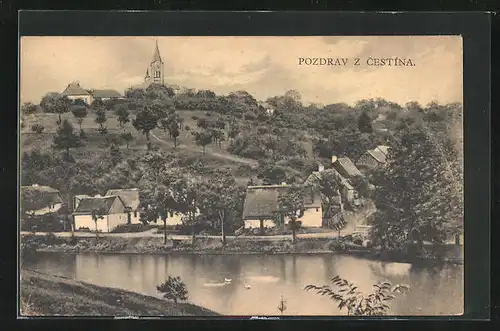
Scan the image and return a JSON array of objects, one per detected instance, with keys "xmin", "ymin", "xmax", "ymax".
[
  {"xmin": 152, "ymin": 40, "xmax": 162, "ymax": 63},
  {"xmin": 144, "ymin": 40, "xmax": 164, "ymax": 86}
]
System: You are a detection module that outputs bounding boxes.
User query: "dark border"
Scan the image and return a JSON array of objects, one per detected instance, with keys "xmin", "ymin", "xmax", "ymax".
[{"xmin": 12, "ymin": 10, "xmax": 491, "ymax": 324}]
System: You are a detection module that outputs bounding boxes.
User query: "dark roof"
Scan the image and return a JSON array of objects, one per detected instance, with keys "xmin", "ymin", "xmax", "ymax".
[
  {"xmin": 62, "ymin": 82, "xmax": 91, "ymax": 96},
  {"xmin": 91, "ymin": 89, "xmax": 123, "ymax": 99},
  {"xmin": 73, "ymin": 196, "xmax": 125, "ymax": 215},
  {"xmin": 21, "ymin": 185, "xmax": 63, "ymax": 211},
  {"xmin": 335, "ymin": 157, "xmax": 363, "ymax": 177},
  {"xmin": 105, "ymin": 188, "xmax": 140, "ymax": 210},
  {"xmin": 242, "ymin": 185, "xmax": 321, "ymax": 220},
  {"xmin": 304, "ymin": 170, "xmax": 354, "ymax": 190}
]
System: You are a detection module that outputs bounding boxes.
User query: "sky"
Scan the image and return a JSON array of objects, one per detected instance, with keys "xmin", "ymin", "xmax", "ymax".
[{"xmin": 20, "ymin": 36, "xmax": 463, "ymax": 106}]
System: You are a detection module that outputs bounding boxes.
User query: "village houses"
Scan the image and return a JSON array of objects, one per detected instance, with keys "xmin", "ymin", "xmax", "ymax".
[
  {"xmin": 356, "ymin": 145, "xmax": 390, "ymax": 171},
  {"xmin": 61, "ymin": 81, "xmax": 124, "ymax": 105},
  {"xmin": 242, "ymin": 184, "xmax": 323, "ymax": 231},
  {"xmin": 72, "ymin": 195, "xmax": 130, "ymax": 232}
]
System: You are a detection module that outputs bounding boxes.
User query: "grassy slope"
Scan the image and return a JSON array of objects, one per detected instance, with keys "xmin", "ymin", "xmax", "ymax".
[
  {"xmin": 20, "ymin": 269, "xmax": 219, "ymax": 316},
  {"xmin": 20, "ymin": 110, "xmax": 256, "ymax": 175}
]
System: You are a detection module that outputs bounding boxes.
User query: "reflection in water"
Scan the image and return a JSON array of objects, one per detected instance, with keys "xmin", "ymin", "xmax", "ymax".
[{"xmin": 24, "ymin": 252, "xmax": 463, "ymax": 316}]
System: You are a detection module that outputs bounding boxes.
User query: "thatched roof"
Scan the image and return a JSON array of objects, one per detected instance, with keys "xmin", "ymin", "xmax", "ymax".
[
  {"xmin": 73, "ymin": 196, "xmax": 125, "ymax": 215},
  {"xmin": 242, "ymin": 185, "xmax": 321, "ymax": 220},
  {"xmin": 21, "ymin": 185, "xmax": 63, "ymax": 212},
  {"xmin": 105, "ymin": 188, "xmax": 140, "ymax": 211}
]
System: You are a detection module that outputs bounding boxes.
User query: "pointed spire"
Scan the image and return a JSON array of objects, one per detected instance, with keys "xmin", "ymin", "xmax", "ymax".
[
  {"xmin": 152, "ymin": 39, "xmax": 162, "ymax": 63},
  {"xmin": 145, "ymin": 68, "xmax": 150, "ymax": 77}
]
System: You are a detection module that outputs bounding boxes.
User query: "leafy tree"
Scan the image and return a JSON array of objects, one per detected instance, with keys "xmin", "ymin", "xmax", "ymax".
[
  {"xmin": 169, "ymin": 121, "xmax": 180, "ymax": 148},
  {"xmin": 120, "ymin": 132, "xmax": 134, "ymax": 149},
  {"xmin": 94, "ymin": 107, "xmax": 107, "ymax": 134},
  {"xmin": 31, "ymin": 124, "xmax": 45, "ymax": 133},
  {"xmin": 156, "ymin": 276, "xmax": 188, "ymax": 304},
  {"xmin": 277, "ymin": 185, "xmax": 305, "ymax": 244},
  {"xmin": 91, "ymin": 207, "xmax": 106, "ymax": 240},
  {"xmin": 170, "ymin": 175, "xmax": 202, "ymax": 246},
  {"xmin": 132, "ymin": 108, "xmax": 158, "ymax": 150},
  {"xmin": 52, "ymin": 120, "xmax": 83, "ymax": 159},
  {"xmin": 198, "ymin": 169, "xmax": 239, "ymax": 245},
  {"xmin": 358, "ymin": 111, "xmax": 373, "ymax": 133},
  {"xmin": 109, "ymin": 143, "xmax": 122, "ymax": 166},
  {"xmin": 305, "ymin": 275, "xmax": 410, "ymax": 316},
  {"xmin": 114, "ymin": 105, "xmax": 130, "ymax": 129},
  {"xmin": 54, "ymin": 96, "xmax": 71, "ymax": 125},
  {"xmin": 371, "ymin": 126, "xmax": 463, "ymax": 251},
  {"xmin": 21, "ymin": 102, "xmax": 38, "ymax": 115},
  {"xmin": 192, "ymin": 130, "xmax": 212, "ymax": 155},
  {"xmin": 39, "ymin": 92, "xmax": 60, "ymax": 113},
  {"xmin": 71, "ymin": 105, "xmax": 88, "ymax": 132},
  {"xmin": 91, "ymin": 98, "xmax": 105, "ymax": 111},
  {"xmin": 257, "ymin": 162, "xmax": 287, "ymax": 185}
]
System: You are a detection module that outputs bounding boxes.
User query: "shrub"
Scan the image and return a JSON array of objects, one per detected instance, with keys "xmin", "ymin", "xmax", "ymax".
[
  {"xmin": 184, "ymin": 125, "xmax": 190, "ymax": 131},
  {"xmin": 79, "ymin": 130, "xmax": 87, "ymax": 139},
  {"xmin": 157, "ymin": 276, "xmax": 189, "ymax": 304},
  {"xmin": 31, "ymin": 124, "xmax": 45, "ymax": 133}
]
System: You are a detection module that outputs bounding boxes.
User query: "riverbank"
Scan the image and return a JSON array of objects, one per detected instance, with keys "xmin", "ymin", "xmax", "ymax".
[
  {"xmin": 21, "ymin": 233, "xmax": 463, "ymax": 265},
  {"xmin": 20, "ymin": 268, "xmax": 219, "ymax": 316}
]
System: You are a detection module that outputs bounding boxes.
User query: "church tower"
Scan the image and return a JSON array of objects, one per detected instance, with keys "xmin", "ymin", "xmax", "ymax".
[{"xmin": 145, "ymin": 40, "xmax": 164, "ymax": 86}]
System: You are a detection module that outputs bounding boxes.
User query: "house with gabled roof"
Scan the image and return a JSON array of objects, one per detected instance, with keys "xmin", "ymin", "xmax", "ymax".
[
  {"xmin": 21, "ymin": 184, "xmax": 63, "ymax": 216},
  {"xmin": 88, "ymin": 89, "xmax": 124, "ymax": 101},
  {"xmin": 242, "ymin": 184, "xmax": 322, "ymax": 230},
  {"xmin": 72, "ymin": 195, "xmax": 130, "ymax": 232},
  {"xmin": 356, "ymin": 145, "xmax": 390, "ymax": 171},
  {"xmin": 61, "ymin": 82, "xmax": 94, "ymax": 105},
  {"xmin": 332, "ymin": 156, "xmax": 364, "ymax": 179}
]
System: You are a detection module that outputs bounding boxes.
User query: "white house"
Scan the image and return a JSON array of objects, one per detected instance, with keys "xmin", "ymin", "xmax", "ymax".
[
  {"xmin": 21, "ymin": 184, "xmax": 63, "ymax": 216},
  {"xmin": 242, "ymin": 184, "xmax": 323, "ymax": 230},
  {"xmin": 105, "ymin": 188, "xmax": 185, "ymax": 226},
  {"xmin": 72, "ymin": 195, "xmax": 130, "ymax": 232},
  {"xmin": 61, "ymin": 82, "xmax": 94, "ymax": 105}
]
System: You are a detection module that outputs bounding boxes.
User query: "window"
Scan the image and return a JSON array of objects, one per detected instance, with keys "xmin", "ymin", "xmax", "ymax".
[
  {"xmin": 155, "ymin": 70, "xmax": 161, "ymax": 78},
  {"xmin": 134, "ymin": 211, "xmax": 137, "ymax": 218}
]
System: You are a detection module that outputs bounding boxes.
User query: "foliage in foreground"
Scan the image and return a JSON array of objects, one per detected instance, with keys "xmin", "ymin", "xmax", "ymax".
[
  {"xmin": 304, "ymin": 275, "xmax": 410, "ymax": 316},
  {"xmin": 157, "ymin": 276, "xmax": 189, "ymax": 304}
]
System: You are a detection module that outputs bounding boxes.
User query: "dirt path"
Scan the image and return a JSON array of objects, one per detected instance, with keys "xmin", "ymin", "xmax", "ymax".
[{"xmin": 150, "ymin": 131, "xmax": 258, "ymax": 166}]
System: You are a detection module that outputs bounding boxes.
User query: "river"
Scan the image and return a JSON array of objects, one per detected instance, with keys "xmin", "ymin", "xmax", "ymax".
[{"xmin": 23, "ymin": 252, "xmax": 463, "ymax": 316}]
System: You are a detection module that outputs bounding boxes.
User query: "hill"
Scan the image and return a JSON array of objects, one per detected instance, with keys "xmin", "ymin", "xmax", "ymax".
[{"xmin": 20, "ymin": 268, "xmax": 219, "ymax": 316}]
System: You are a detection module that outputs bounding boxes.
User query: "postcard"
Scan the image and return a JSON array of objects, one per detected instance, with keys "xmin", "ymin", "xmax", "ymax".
[{"xmin": 19, "ymin": 35, "xmax": 464, "ymax": 317}]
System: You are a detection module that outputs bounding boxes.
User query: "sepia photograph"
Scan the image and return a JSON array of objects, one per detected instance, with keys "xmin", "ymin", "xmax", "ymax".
[{"xmin": 19, "ymin": 35, "xmax": 464, "ymax": 317}]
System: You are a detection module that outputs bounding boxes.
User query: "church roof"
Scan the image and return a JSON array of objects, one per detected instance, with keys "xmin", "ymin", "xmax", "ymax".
[
  {"xmin": 152, "ymin": 41, "xmax": 162, "ymax": 63},
  {"xmin": 62, "ymin": 82, "xmax": 91, "ymax": 96}
]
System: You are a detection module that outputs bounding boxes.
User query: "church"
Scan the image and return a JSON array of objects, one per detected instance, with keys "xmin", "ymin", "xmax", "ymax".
[{"xmin": 141, "ymin": 40, "xmax": 165, "ymax": 88}]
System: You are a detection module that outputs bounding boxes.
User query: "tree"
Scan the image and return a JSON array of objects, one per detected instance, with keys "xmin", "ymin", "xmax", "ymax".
[
  {"xmin": 31, "ymin": 124, "xmax": 45, "ymax": 133},
  {"xmin": 371, "ymin": 126, "xmax": 463, "ymax": 251},
  {"xmin": 52, "ymin": 120, "xmax": 83, "ymax": 159},
  {"xmin": 132, "ymin": 108, "xmax": 158, "ymax": 150},
  {"xmin": 54, "ymin": 96, "xmax": 71, "ymax": 125},
  {"xmin": 277, "ymin": 185, "xmax": 305, "ymax": 244},
  {"xmin": 21, "ymin": 102, "xmax": 38, "ymax": 115},
  {"xmin": 109, "ymin": 144, "xmax": 122, "ymax": 166},
  {"xmin": 71, "ymin": 105, "xmax": 88, "ymax": 132},
  {"xmin": 114, "ymin": 105, "xmax": 130, "ymax": 129},
  {"xmin": 94, "ymin": 107, "xmax": 107, "ymax": 134},
  {"xmin": 91, "ymin": 207, "xmax": 106, "ymax": 240},
  {"xmin": 120, "ymin": 132, "xmax": 134, "ymax": 149},
  {"xmin": 170, "ymin": 175, "xmax": 202, "ymax": 246},
  {"xmin": 39, "ymin": 92, "xmax": 60, "ymax": 113},
  {"xmin": 156, "ymin": 276, "xmax": 188, "ymax": 304},
  {"xmin": 305, "ymin": 275, "xmax": 410, "ymax": 316},
  {"xmin": 169, "ymin": 121, "xmax": 180, "ymax": 148},
  {"xmin": 199, "ymin": 169, "xmax": 239, "ymax": 245},
  {"xmin": 358, "ymin": 111, "xmax": 373, "ymax": 133},
  {"xmin": 192, "ymin": 130, "xmax": 212, "ymax": 155}
]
